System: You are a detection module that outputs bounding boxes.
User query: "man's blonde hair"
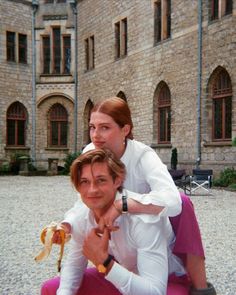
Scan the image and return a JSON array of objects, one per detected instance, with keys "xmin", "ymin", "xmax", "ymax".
[{"xmin": 70, "ymin": 148, "xmax": 126, "ymax": 192}]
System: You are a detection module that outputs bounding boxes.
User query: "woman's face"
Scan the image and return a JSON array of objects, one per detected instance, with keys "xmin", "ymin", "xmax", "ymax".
[{"xmin": 89, "ymin": 111, "xmax": 130, "ymax": 159}]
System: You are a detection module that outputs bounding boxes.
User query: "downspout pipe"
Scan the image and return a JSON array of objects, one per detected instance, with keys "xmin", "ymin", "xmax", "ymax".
[
  {"xmin": 196, "ymin": 0, "xmax": 202, "ymax": 169},
  {"xmin": 70, "ymin": 0, "xmax": 78, "ymax": 153},
  {"xmin": 31, "ymin": 0, "xmax": 38, "ymax": 164}
]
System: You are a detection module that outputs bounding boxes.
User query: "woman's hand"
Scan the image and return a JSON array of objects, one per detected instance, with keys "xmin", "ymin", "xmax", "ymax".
[
  {"xmin": 98, "ymin": 199, "xmax": 122, "ymax": 232},
  {"xmin": 83, "ymin": 227, "xmax": 110, "ymax": 266}
]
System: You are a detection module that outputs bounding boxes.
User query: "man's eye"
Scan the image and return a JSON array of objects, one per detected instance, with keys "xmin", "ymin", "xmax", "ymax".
[
  {"xmin": 80, "ymin": 180, "xmax": 88, "ymax": 185},
  {"xmin": 97, "ymin": 178, "xmax": 106, "ymax": 183},
  {"xmin": 89, "ymin": 126, "xmax": 95, "ymax": 130}
]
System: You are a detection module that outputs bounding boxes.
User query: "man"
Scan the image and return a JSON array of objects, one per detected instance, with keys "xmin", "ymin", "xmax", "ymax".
[{"xmin": 42, "ymin": 148, "xmax": 187, "ymax": 295}]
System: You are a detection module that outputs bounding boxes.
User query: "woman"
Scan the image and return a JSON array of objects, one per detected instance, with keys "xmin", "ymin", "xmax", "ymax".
[{"xmin": 43, "ymin": 97, "xmax": 216, "ymax": 295}]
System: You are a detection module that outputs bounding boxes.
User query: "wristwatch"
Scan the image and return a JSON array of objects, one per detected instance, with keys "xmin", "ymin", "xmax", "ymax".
[
  {"xmin": 122, "ymin": 195, "xmax": 128, "ymax": 213},
  {"xmin": 97, "ymin": 254, "xmax": 114, "ymax": 274}
]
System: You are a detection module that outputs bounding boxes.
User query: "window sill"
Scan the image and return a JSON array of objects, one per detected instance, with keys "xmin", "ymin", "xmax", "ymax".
[
  {"xmin": 45, "ymin": 147, "xmax": 69, "ymax": 151},
  {"xmin": 203, "ymin": 141, "xmax": 232, "ymax": 147},
  {"xmin": 150, "ymin": 143, "xmax": 172, "ymax": 149},
  {"xmin": 154, "ymin": 37, "xmax": 171, "ymax": 47},
  {"xmin": 114, "ymin": 55, "xmax": 127, "ymax": 62},
  {"xmin": 84, "ymin": 68, "xmax": 95, "ymax": 73},
  {"xmin": 5, "ymin": 146, "xmax": 30, "ymax": 150},
  {"xmin": 40, "ymin": 73, "xmax": 72, "ymax": 77}
]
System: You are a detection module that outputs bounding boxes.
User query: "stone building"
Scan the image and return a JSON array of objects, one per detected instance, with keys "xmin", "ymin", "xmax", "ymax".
[{"xmin": 0, "ymin": 0, "xmax": 235, "ymax": 175}]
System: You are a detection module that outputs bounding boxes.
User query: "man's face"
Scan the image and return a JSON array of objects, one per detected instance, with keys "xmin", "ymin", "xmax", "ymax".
[{"xmin": 78, "ymin": 162, "xmax": 122, "ymax": 215}]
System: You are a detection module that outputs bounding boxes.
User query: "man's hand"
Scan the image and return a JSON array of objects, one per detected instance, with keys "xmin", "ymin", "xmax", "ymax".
[
  {"xmin": 52, "ymin": 222, "xmax": 71, "ymax": 244},
  {"xmin": 82, "ymin": 227, "xmax": 110, "ymax": 266},
  {"xmin": 98, "ymin": 200, "xmax": 122, "ymax": 232}
]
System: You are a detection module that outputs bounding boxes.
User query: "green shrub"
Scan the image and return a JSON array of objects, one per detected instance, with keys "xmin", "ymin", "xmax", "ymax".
[
  {"xmin": 171, "ymin": 148, "xmax": 178, "ymax": 170},
  {"xmin": 213, "ymin": 167, "xmax": 236, "ymax": 187},
  {"xmin": 228, "ymin": 183, "xmax": 236, "ymax": 191},
  {"xmin": 232, "ymin": 137, "xmax": 236, "ymax": 147},
  {"xmin": 62, "ymin": 151, "xmax": 81, "ymax": 175}
]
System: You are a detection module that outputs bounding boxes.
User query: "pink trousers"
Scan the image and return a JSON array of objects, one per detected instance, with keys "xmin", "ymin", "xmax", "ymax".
[
  {"xmin": 169, "ymin": 193, "xmax": 205, "ymax": 266},
  {"xmin": 41, "ymin": 268, "xmax": 191, "ymax": 295}
]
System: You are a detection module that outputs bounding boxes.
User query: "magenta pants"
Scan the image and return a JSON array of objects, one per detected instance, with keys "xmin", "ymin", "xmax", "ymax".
[
  {"xmin": 41, "ymin": 268, "xmax": 191, "ymax": 295},
  {"xmin": 169, "ymin": 193, "xmax": 205, "ymax": 266}
]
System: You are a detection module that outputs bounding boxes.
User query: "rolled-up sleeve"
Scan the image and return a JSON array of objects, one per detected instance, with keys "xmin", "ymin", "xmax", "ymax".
[{"xmin": 127, "ymin": 150, "xmax": 182, "ymax": 217}]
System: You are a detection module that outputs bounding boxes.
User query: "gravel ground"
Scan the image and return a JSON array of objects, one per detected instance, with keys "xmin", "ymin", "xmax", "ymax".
[{"xmin": 0, "ymin": 175, "xmax": 236, "ymax": 295}]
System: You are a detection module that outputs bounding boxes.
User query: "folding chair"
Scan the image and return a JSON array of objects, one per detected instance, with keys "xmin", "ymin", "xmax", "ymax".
[{"xmin": 189, "ymin": 169, "xmax": 213, "ymax": 195}]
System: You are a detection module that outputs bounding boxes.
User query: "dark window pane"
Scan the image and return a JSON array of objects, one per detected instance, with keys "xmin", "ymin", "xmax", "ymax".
[
  {"xmin": 154, "ymin": 2, "xmax": 162, "ymax": 42},
  {"xmin": 115, "ymin": 22, "xmax": 120, "ymax": 58},
  {"xmin": 57, "ymin": 0, "xmax": 66, "ymax": 3},
  {"xmin": 7, "ymin": 31, "xmax": 15, "ymax": 61},
  {"xmin": 17, "ymin": 120, "xmax": 25, "ymax": 145},
  {"xmin": 51, "ymin": 121, "xmax": 59, "ymax": 145},
  {"xmin": 167, "ymin": 108, "xmax": 171, "ymax": 141},
  {"xmin": 53, "ymin": 28, "xmax": 61, "ymax": 73},
  {"xmin": 43, "ymin": 36, "xmax": 50, "ymax": 74},
  {"xmin": 211, "ymin": 0, "xmax": 219, "ymax": 20},
  {"xmin": 122, "ymin": 18, "xmax": 128, "ymax": 56},
  {"xmin": 7, "ymin": 120, "xmax": 16, "ymax": 145},
  {"xmin": 60, "ymin": 122, "xmax": 67, "ymax": 145},
  {"xmin": 159, "ymin": 109, "xmax": 166, "ymax": 142},
  {"xmin": 166, "ymin": 0, "xmax": 171, "ymax": 38},
  {"xmin": 225, "ymin": 97, "xmax": 232, "ymax": 138},
  {"xmin": 214, "ymin": 99, "xmax": 222, "ymax": 139},
  {"xmin": 19, "ymin": 34, "xmax": 27, "ymax": 63},
  {"xmin": 63, "ymin": 36, "xmax": 71, "ymax": 74},
  {"xmin": 225, "ymin": 0, "xmax": 232, "ymax": 15}
]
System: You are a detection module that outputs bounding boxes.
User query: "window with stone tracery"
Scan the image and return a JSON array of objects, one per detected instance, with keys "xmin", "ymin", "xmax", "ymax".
[
  {"xmin": 7, "ymin": 102, "xmax": 27, "ymax": 146},
  {"xmin": 49, "ymin": 104, "xmax": 68, "ymax": 147},
  {"xmin": 212, "ymin": 69, "xmax": 232, "ymax": 141}
]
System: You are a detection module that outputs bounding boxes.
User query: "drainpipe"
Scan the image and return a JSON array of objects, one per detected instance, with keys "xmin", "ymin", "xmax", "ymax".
[
  {"xmin": 196, "ymin": 0, "xmax": 202, "ymax": 169},
  {"xmin": 31, "ymin": 0, "xmax": 38, "ymax": 164},
  {"xmin": 69, "ymin": 0, "xmax": 78, "ymax": 153}
]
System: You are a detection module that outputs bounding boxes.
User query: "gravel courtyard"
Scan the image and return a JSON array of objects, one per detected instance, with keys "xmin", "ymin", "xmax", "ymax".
[{"xmin": 0, "ymin": 175, "xmax": 236, "ymax": 295}]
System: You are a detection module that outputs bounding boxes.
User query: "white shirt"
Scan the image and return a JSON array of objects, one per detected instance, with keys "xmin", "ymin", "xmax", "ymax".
[
  {"xmin": 58, "ymin": 191, "xmax": 185, "ymax": 295},
  {"xmin": 82, "ymin": 139, "xmax": 181, "ymax": 217}
]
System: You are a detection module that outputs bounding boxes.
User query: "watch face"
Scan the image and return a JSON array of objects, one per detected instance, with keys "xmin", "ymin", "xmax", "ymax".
[{"xmin": 97, "ymin": 264, "xmax": 106, "ymax": 273}]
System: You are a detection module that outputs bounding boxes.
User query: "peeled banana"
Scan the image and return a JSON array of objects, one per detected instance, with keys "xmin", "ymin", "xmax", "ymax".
[{"xmin": 34, "ymin": 222, "xmax": 71, "ymax": 272}]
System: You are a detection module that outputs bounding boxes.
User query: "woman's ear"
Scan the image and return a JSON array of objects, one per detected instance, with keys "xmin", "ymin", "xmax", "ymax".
[{"xmin": 123, "ymin": 124, "xmax": 131, "ymax": 137}]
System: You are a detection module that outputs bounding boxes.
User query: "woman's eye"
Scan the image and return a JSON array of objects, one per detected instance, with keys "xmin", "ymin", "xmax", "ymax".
[
  {"xmin": 101, "ymin": 126, "xmax": 109, "ymax": 130},
  {"xmin": 80, "ymin": 180, "xmax": 88, "ymax": 185}
]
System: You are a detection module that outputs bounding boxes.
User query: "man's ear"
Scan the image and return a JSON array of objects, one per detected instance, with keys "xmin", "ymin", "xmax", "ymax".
[{"xmin": 114, "ymin": 176, "xmax": 123, "ymax": 189}]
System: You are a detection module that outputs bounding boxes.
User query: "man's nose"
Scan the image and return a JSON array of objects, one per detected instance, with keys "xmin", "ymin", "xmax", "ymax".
[{"xmin": 88, "ymin": 181, "xmax": 98, "ymax": 195}]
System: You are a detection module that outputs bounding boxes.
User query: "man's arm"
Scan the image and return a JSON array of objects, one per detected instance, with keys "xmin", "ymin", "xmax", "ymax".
[{"xmin": 105, "ymin": 216, "xmax": 170, "ymax": 295}]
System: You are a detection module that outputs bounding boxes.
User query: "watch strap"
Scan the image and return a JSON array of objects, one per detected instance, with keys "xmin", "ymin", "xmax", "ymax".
[{"xmin": 122, "ymin": 195, "xmax": 128, "ymax": 213}]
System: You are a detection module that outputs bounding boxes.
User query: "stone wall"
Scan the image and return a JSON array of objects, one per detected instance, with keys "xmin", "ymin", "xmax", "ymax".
[
  {"xmin": 0, "ymin": 0, "xmax": 32, "ymax": 161},
  {"xmin": 76, "ymin": 0, "xmax": 236, "ymax": 175}
]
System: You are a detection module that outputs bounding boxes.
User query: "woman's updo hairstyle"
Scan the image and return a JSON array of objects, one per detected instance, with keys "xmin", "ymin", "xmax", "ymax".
[{"xmin": 91, "ymin": 97, "xmax": 134, "ymax": 139}]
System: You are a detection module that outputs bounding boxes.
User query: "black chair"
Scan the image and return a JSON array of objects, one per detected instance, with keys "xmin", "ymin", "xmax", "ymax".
[
  {"xmin": 168, "ymin": 169, "xmax": 190, "ymax": 194},
  {"xmin": 189, "ymin": 169, "xmax": 213, "ymax": 195}
]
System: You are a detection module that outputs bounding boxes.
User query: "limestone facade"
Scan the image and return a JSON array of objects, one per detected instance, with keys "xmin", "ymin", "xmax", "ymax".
[{"xmin": 0, "ymin": 0, "xmax": 235, "ymax": 175}]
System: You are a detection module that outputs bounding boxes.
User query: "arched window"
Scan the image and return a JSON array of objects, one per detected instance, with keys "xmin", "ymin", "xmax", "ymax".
[
  {"xmin": 49, "ymin": 104, "xmax": 68, "ymax": 146},
  {"xmin": 7, "ymin": 102, "xmax": 27, "ymax": 146},
  {"xmin": 212, "ymin": 69, "xmax": 232, "ymax": 141},
  {"xmin": 117, "ymin": 91, "xmax": 127, "ymax": 101},
  {"xmin": 158, "ymin": 84, "xmax": 171, "ymax": 143}
]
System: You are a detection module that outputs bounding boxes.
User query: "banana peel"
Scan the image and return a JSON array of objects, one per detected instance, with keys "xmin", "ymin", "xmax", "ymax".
[{"xmin": 34, "ymin": 222, "xmax": 71, "ymax": 272}]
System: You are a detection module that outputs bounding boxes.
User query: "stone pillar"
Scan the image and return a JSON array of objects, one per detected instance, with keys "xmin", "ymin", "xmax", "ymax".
[{"xmin": 47, "ymin": 158, "xmax": 59, "ymax": 176}]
